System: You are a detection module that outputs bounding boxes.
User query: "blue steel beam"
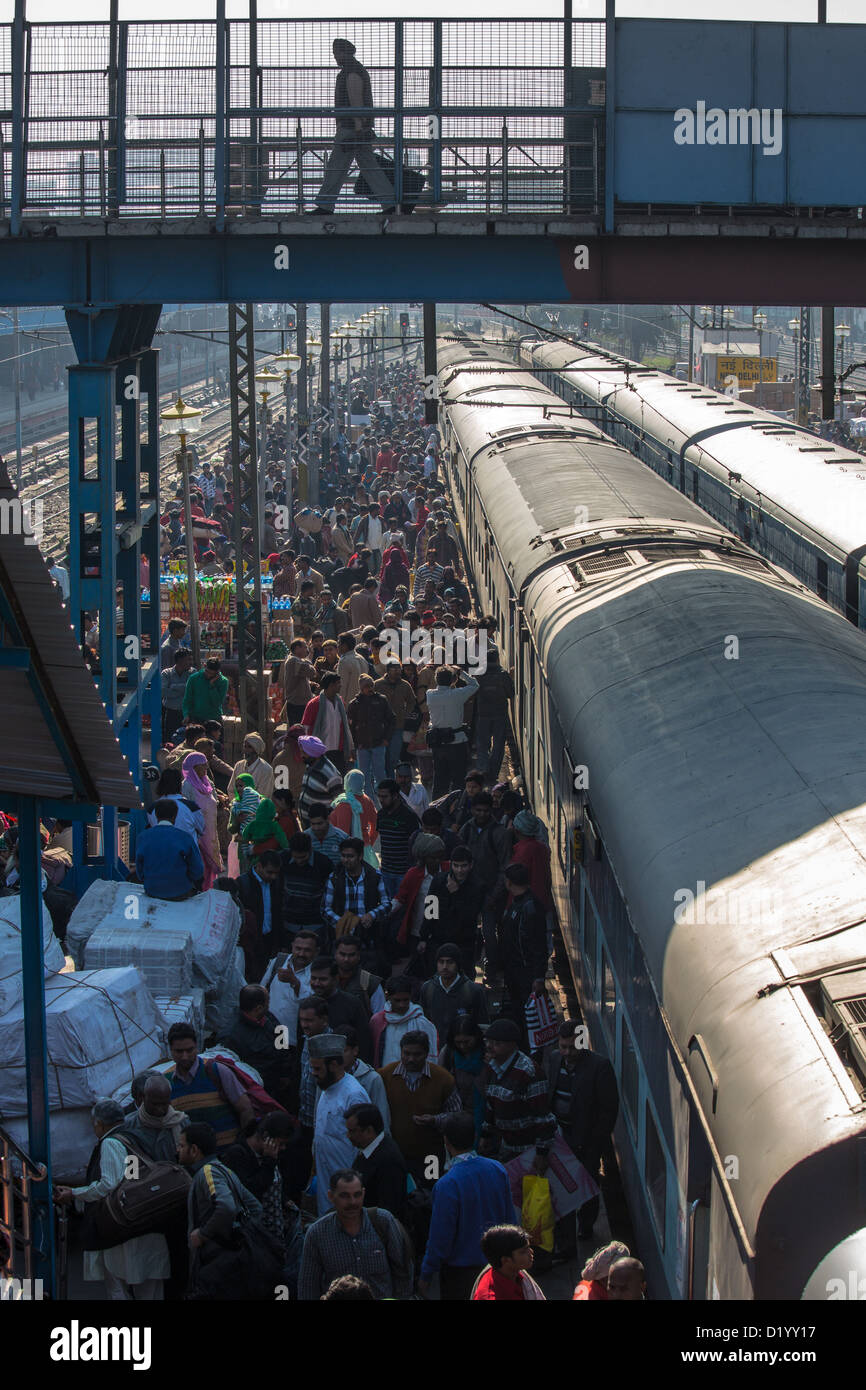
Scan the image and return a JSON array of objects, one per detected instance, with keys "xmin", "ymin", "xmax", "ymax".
[
  {"xmin": 18, "ymin": 794, "xmax": 56, "ymax": 1293},
  {"xmin": 65, "ymin": 305, "xmax": 161, "ymax": 888},
  {"xmin": 0, "ymin": 231, "xmax": 865, "ymax": 307}
]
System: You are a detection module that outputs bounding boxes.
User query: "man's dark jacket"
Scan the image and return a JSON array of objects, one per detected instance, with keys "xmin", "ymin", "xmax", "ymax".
[{"xmin": 543, "ymin": 1047, "xmax": 619, "ymax": 1165}]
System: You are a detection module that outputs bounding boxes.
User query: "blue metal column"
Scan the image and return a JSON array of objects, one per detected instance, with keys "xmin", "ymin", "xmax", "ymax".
[
  {"xmin": 139, "ymin": 348, "xmax": 163, "ymax": 763},
  {"xmin": 10, "ymin": 0, "xmax": 26, "ymax": 236},
  {"xmin": 393, "ymin": 21, "xmax": 404, "ymax": 209},
  {"xmin": 604, "ymin": 0, "xmax": 615, "ymax": 234},
  {"xmin": 68, "ymin": 360, "xmax": 120, "ymax": 885},
  {"xmin": 18, "ymin": 794, "xmax": 55, "ymax": 1292},
  {"xmin": 431, "ymin": 21, "xmax": 442, "ymax": 205},
  {"xmin": 215, "ymin": 0, "xmax": 227, "ymax": 229},
  {"xmin": 65, "ymin": 306, "xmax": 161, "ymax": 888}
]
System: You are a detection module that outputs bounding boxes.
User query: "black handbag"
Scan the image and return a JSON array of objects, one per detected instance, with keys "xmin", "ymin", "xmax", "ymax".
[{"xmin": 187, "ymin": 1181, "xmax": 285, "ymax": 1301}]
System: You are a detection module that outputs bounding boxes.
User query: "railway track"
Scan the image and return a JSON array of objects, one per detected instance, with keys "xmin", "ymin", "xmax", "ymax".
[{"xmin": 19, "ymin": 383, "xmax": 235, "ymax": 558}]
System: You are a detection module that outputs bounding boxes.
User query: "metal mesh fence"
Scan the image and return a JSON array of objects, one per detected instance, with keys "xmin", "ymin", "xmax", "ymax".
[{"xmin": 5, "ymin": 18, "xmax": 606, "ymax": 218}]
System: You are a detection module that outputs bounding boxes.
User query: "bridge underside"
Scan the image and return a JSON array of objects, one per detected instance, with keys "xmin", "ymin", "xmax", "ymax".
[{"xmin": 4, "ymin": 216, "xmax": 866, "ymax": 307}]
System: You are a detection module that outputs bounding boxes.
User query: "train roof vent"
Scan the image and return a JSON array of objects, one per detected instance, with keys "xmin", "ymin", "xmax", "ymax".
[
  {"xmin": 571, "ymin": 550, "xmax": 634, "ymax": 582},
  {"xmin": 639, "ymin": 544, "xmax": 705, "ymax": 564},
  {"xmin": 817, "ymin": 970, "xmax": 866, "ymax": 1094},
  {"xmin": 715, "ymin": 552, "xmax": 771, "ymax": 575}
]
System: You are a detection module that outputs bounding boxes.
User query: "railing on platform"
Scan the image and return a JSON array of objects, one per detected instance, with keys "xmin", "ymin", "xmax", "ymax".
[
  {"xmin": 0, "ymin": 1121, "xmax": 48, "ymax": 1287},
  {"xmin": 0, "ymin": 18, "xmax": 607, "ymax": 220}
]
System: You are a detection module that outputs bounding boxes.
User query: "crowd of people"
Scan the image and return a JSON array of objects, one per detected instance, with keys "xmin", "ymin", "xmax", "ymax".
[{"xmin": 46, "ymin": 349, "xmax": 641, "ymax": 1303}]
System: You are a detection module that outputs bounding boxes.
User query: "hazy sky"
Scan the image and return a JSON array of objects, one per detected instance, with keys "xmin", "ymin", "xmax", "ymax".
[{"xmin": 0, "ymin": 1, "xmax": 862, "ymax": 23}]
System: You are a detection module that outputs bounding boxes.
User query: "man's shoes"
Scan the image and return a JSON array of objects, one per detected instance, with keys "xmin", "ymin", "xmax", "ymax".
[{"xmin": 306, "ymin": 206, "xmax": 331, "ymax": 215}]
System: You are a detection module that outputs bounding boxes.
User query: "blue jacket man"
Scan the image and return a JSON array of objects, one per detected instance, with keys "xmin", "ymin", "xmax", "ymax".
[
  {"xmin": 419, "ymin": 1111, "xmax": 515, "ymax": 1300},
  {"xmin": 135, "ymin": 799, "xmax": 204, "ymax": 901}
]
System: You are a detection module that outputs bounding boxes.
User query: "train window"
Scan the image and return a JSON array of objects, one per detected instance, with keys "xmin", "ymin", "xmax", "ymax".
[
  {"xmin": 645, "ymin": 1102, "xmax": 667, "ymax": 1249},
  {"xmin": 621, "ymin": 1021, "xmax": 639, "ymax": 1138},
  {"xmin": 601, "ymin": 948, "xmax": 616, "ymax": 1045},
  {"xmin": 582, "ymin": 885, "xmax": 597, "ymax": 986},
  {"xmin": 557, "ymin": 801, "xmax": 568, "ymax": 873}
]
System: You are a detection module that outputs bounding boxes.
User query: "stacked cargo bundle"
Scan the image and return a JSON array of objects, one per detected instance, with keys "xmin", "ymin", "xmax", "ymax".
[
  {"xmin": 66, "ymin": 881, "xmax": 243, "ymax": 1038},
  {"xmin": 83, "ymin": 925, "xmax": 194, "ymax": 996}
]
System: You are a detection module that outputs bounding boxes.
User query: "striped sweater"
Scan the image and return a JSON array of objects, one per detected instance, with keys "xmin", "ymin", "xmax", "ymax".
[{"xmin": 480, "ymin": 1050, "xmax": 556, "ymax": 1160}]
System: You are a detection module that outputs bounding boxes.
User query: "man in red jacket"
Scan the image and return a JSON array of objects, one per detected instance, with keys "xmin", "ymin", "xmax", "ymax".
[
  {"xmin": 375, "ymin": 439, "xmax": 395, "ymax": 475},
  {"xmin": 301, "ymin": 672, "xmax": 354, "ymax": 775},
  {"xmin": 391, "ymin": 833, "xmax": 446, "ymax": 976},
  {"xmin": 510, "ymin": 812, "xmax": 553, "ymax": 913}
]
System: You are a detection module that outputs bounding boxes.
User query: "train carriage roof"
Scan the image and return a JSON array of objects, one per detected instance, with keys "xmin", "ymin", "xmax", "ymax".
[
  {"xmin": 527, "ymin": 338, "xmax": 866, "ymax": 560},
  {"xmin": 526, "ymin": 555, "xmax": 866, "ymax": 1279}
]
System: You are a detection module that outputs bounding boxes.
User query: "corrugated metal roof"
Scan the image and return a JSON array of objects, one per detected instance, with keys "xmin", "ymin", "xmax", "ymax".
[{"xmin": 0, "ymin": 464, "xmax": 141, "ymax": 808}]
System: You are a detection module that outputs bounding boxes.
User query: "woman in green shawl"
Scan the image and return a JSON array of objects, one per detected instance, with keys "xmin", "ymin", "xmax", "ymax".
[
  {"xmin": 330, "ymin": 768, "xmax": 380, "ymax": 867},
  {"xmin": 241, "ymin": 797, "xmax": 290, "ymax": 860}
]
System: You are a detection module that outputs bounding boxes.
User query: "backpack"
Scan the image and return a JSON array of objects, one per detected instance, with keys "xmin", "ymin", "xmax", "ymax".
[
  {"xmin": 203, "ymin": 1055, "xmax": 288, "ymax": 1119},
  {"xmin": 82, "ymin": 1133, "xmax": 191, "ymax": 1251},
  {"xmin": 366, "ymin": 1206, "xmax": 415, "ymax": 1286}
]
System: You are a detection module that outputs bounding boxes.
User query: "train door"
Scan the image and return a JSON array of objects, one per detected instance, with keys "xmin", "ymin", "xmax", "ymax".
[{"xmin": 685, "ymin": 1108, "xmax": 712, "ymax": 1299}]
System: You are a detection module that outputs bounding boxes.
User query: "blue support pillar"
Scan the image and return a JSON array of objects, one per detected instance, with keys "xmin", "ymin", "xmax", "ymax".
[
  {"xmin": 139, "ymin": 348, "xmax": 163, "ymax": 763},
  {"xmin": 604, "ymin": 0, "xmax": 615, "ymax": 234},
  {"xmin": 18, "ymin": 795, "xmax": 55, "ymax": 1293},
  {"xmin": 10, "ymin": 0, "xmax": 26, "ymax": 236},
  {"xmin": 215, "ymin": 0, "xmax": 227, "ymax": 229},
  {"xmin": 431, "ymin": 22, "xmax": 442, "ymax": 204},
  {"xmin": 65, "ymin": 305, "xmax": 161, "ymax": 889},
  {"xmin": 393, "ymin": 21, "xmax": 404, "ymax": 209}
]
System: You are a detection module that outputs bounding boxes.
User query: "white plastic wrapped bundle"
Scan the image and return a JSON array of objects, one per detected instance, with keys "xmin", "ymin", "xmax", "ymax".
[
  {"xmin": 205, "ymin": 953, "xmax": 247, "ymax": 1040},
  {"xmin": 0, "ymin": 967, "xmax": 165, "ymax": 1116},
  {"xmin": 66, "ymin": 883, "xmax": 240, "ymax": 991},
  {"xmin": 3, "ymin": 1108, "xmax": 96, "ymax": 1185},
  {"xmin": 83, "ymin": 926, "xmax": 194, "ymax": 996},
  {"xmin": 0, "ymin": 896, "xmax": 66, "ymax": 1016},
  {"xmin": 153, "ymin": 988, "xmax": 205, "ymax": 1047}
]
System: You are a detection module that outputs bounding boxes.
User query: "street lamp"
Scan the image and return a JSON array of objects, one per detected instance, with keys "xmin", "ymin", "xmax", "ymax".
[
  {"xmin": 301, "ymin": 337, "xmax": 321, "ymax": 505},
  {"xmin": 254, "ymin": 367, "xmax": 282, "ymax": 546},
  {"xmin": 722, "ymin": 306, "xmax": 735, "ymax": 352},
  {"xmin": 754, "ymin": 311, "xmax": 767, "ymax": 403},
  {"xmin": 836, "ymin": 322, "xmax": 851, "ymax": 417},
  {"xmin": 160, "ymin": 396, "xmax": 204, "ymax": 665},
  {"xmin": 271, "ymin": 350, "xmax": 300, "ymax": 525}
]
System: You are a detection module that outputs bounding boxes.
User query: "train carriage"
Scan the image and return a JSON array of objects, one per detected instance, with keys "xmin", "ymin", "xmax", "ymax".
[
  {"xmin": 518, "ymin": 337, "xmax": 866, "ymax": 631},
  {"xmin": 438, "ymin": 336, "xmax": 866, "ymax": 1301}
]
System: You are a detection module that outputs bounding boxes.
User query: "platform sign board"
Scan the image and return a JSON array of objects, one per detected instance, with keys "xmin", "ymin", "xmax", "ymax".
[{"xmin": 715, "ymin": 356, "xmax": 777, "ymax": 385}]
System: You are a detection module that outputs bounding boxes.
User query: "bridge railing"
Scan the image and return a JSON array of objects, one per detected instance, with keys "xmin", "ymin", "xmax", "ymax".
[{"xmin": 0, "ymin": 18, "xmax": 606, "ymax": 221}]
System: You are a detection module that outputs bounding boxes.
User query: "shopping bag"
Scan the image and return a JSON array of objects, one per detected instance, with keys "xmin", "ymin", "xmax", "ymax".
[{"xmin": 521, "ymin": 1174, "xmax": 555, "ymax": 1252}]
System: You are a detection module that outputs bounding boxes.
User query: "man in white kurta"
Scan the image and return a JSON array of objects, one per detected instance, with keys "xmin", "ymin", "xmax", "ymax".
[
  {"xmin": 54, "ymin": 1099, "xmax": 170, "ymax": 1300},
  {"xmin": 309, "ymin": 1033, "xmax": 368, "ymax": 1216}
]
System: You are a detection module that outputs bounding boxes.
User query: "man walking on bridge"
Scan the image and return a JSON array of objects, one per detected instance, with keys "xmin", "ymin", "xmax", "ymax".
[{"xmin": 309, "ymin": 39, "xmax": 396, "ymax": 216}]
